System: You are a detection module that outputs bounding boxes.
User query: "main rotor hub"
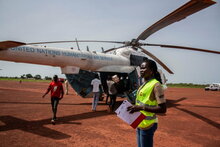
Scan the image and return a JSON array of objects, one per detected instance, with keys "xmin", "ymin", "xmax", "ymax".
[{"xmin": 130, "ymin": 39, "xmax": 139, "ymax": 47}]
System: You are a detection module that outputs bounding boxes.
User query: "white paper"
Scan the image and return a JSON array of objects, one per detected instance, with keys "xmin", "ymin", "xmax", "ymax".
[{"xmin": 115, "ymin": 100, "xmax": 143, "ymax": 125}]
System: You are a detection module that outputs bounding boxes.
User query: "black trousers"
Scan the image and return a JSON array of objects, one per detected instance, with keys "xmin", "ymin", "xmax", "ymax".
[
  {"xmin": 51, "ymin": 97, "xmax": 60, "ymax": 120},
  {"xmin": 109, "ymin": 94, "xmax": 116, "ymax": 110}
]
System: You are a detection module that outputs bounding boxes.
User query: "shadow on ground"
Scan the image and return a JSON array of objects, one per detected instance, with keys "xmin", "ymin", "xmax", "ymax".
[{"xmin": 0, "ymin": 110, "xmax": 109, "ymax": 140}]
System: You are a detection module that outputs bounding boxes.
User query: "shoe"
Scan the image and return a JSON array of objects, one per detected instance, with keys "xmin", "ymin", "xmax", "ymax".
[{"xmin": 51, "ymin": 119, "xmax": 55, "ymax": 125}]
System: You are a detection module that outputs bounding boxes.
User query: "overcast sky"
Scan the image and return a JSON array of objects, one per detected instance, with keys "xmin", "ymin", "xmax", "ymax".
[{"xmin": 0, "ymin": 0, "xmax": 219, "ymax": 84}]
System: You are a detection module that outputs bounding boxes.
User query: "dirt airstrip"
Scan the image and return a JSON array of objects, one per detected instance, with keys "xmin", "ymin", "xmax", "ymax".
[{"xmin": 0, "ymin": 80, "xmax": 219, "ymax": 147}]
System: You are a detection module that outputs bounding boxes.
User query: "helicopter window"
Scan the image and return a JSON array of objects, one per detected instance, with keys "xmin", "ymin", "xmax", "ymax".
[{"xmin": 130, "ymin": 54, "xmax": 147, "ymax": 66}]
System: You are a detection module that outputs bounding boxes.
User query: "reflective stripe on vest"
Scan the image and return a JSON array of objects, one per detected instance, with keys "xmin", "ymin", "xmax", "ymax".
[
  {"xmin": 136, "ymin": 79, "xmax": 159, "ymax": 129},
  {"xmin": 145, "ymin": 115, "xmax": 157, "ymax": 120},
  {"xmin": 136, "ymin": 100, "xmax": 157, "ymax": 108}
]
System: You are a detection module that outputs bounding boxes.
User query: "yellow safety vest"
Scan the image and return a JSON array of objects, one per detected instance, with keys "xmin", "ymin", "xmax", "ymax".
[{"xmin": 136, "ymin": 79, "xmax": 159, "ymax": 129}]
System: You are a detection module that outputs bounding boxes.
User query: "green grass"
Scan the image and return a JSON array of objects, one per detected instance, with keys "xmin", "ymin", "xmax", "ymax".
[
  {"xmin": 0, "ymin": 77, "xmax": 208, "ymax": 88},
  {"xmin": 167, "ymin": 83, "xmax": 208, "ymax": 88}
]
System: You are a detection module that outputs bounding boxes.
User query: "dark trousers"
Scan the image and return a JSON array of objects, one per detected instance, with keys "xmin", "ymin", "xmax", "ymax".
[
  {"xmin": 51, "ymin": 97, "xmax": 60, "ymax": 120},
  {"xmin": 105, "ymin": 94, "xmax": 109, "ymax": 104},
  {"xmin": 109, "ymin": 94, "xmax": 116, "ymax": 110}
]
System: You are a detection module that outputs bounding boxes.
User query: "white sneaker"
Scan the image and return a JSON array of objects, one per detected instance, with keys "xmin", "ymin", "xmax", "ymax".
[{"xmin": 51, "ymin": 119, "xmax": 55, "ymax": 125}]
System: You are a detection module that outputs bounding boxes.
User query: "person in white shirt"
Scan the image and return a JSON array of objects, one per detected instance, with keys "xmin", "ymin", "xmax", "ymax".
[
  {"xmin": 91, "ymin": 74, "xmax": 101, "ymax": 111},
  {"xmin": 64, "ymin": 79, "xmax": 69, "ymax": 95}
]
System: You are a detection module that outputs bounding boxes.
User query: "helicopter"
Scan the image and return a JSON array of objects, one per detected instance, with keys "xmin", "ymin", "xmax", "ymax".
[{"xmin": 0, "ymin": 0, "xmax": 219, "ymax": 101}]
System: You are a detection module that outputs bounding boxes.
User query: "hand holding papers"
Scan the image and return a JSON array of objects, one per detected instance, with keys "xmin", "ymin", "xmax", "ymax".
[{"xmin": 115, "ymin": 100, "xmax": 146, "ymax": 129}]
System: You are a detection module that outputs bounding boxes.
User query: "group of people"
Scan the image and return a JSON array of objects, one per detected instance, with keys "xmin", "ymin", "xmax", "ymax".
[
  {"xmin": 91, "ymin": 59, "xmax": 167, "ymax": 147},
  {"xmin": 42, "ymin": 59, "xmax": 166, "ymax": 147},
  {"xmin": 91, "ymin": 74, "xmax": 120, "ymax": 112}
]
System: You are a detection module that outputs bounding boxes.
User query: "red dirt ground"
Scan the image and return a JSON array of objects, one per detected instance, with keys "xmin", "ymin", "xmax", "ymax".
[{"xmin": 0, "ymin": 80, "xmax": 219, "ymax": 147}]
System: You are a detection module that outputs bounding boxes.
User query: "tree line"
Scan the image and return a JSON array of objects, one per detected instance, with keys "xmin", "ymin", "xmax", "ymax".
[{"xmin": 1, "ymin": 74, "xmax": 52, "ymax": 80}]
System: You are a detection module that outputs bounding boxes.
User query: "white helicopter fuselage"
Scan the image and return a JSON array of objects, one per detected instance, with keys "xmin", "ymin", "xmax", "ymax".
[{"xmin": 0, "ymin": 45, "xmax": 136, "ymax": 74}]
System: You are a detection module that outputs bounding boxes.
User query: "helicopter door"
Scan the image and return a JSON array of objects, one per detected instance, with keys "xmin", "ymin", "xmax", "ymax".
[
  {"xmin": 99, "ymin": 69, "xmax": 140, "ymax": 103},
  {"xmin": 65, "ymin": 70, "xmax": 97, "ymax": 98},
  {"xmin": 125, "ymin": 69, "xmax": 140, "ymax": 103}
]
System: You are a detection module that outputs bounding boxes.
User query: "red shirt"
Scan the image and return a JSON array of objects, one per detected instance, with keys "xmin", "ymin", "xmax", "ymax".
[{"xmin": 48, "ymin": 81, "xmax": 64, "ymax": 98}]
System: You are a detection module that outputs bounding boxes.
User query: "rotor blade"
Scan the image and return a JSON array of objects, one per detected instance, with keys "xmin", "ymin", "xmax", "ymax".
[
  {"xmin": 138, "ymin": 46, "xmax": 174, "ymax": 74},
  {"xmin": 0, "ymin": 41, "xmax": 26, "ymax": 50},
  {"xmin": 145, "ymin": 43, "xmax": 220, "ymax": 54},
  {"xmin": 27, "ymin": 40, "xmax": 125, "ymax": 45},
  {"xmin": 104, "ymin": 45, "xmax": 129, "ymax": 53},
  {"xmin": 136, "ymin": 0, "xmax": 216, "ymax": 41}
]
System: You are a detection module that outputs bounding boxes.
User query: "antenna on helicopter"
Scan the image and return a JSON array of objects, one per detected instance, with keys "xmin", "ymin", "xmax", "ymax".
[
  {"xmin": 87, "ymin": 46, "xmax": 90, "ymax": 51},
  {"xmin": 75, "ymin": 38, "xmax": 80, "ymax": 50},
  {"xmin": 101, "ymin": 47, "xmax": 104, "ymax": 53}
]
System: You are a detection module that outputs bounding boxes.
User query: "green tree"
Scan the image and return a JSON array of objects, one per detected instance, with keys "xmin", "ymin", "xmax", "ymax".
[
  {"xmin": 26, "ymin": 74, "xmax": 33, "ymax": 79},
  {"xmin": 45, "ymin": 76, "xmax": 52, "ymax": 80},
  {"xmin": 34, "ymin": 75, "xmax": 41, "ymax": 80},
  {"xmin": 20, "ymin": 74, "xmax": 26, "ymax": 79}
]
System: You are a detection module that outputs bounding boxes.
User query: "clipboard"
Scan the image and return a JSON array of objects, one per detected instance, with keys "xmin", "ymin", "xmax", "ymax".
[{"xmin": 115, "ymin": 100, "xmax": 146, "ymax": 129}]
